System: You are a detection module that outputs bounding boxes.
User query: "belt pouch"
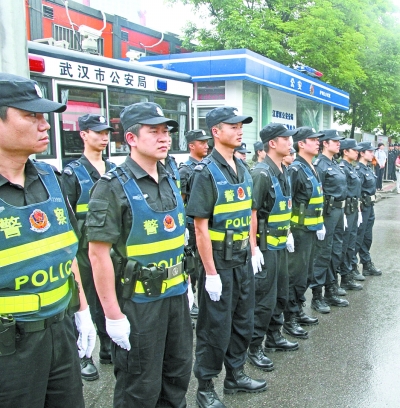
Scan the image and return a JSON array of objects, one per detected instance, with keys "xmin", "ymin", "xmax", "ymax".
[
  {"xmin": 224, "ymin": 230, "xmax": 234, "ymax": 260},
  {"xmin": 0, "ymin": 317, "xmax": 16, "ymax": 356},
  {"xmin": 140, "ymin": 266, "xmax": 165, "ymax": 297}
]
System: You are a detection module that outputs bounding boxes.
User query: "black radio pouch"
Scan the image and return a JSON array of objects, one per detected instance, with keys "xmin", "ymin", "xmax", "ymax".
[
  {"xmin": 0, "ymin": 316, "xmax": 16, "ymax": 356},
  {"xmin": 67, "ymin": 274, "xmax": 81, "ymax": 316}
]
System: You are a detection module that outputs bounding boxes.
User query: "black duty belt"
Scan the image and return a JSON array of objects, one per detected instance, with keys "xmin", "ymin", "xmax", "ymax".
[
  {"xmin": 212, "ymin": 237, "xmax": 249, "ymax": 251},
  {"xmin": 330, "ymin": 199, "xmax": 346, "ymax": 208},
  {"xmin": 266, "ymin": 228, "xmax": 290, "ymax": 237},
  {"xmin": 16, "ymin": 310, "xmax": 66, "ymax": 333}
]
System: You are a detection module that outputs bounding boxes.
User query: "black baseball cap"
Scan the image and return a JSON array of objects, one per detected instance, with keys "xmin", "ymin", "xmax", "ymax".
[
  {"xmin": 0, "ymin": 73, "xmax": 66, "ymax": 113},
  {"xmin": 319, "ymin": 129, "xmax": 344, "ymax": 141},
  {"xmin": 234, "ymin": 142, "xmax": 251, "ymax": 154},
  {"xmin": 120, "ymin": 102, "xmax": 178, "ymax": 131},
  {"xmin": 254, "ymin": 141, "xmax": 264, "ymax": 151},
  {"xmin": 358, "ymin": 142, "xmax": 375, "ymax": 151},
  {"xmin": 292, "ymin": 126, "xmax": 324, "ymax": 143},
  {"xmin": 289, "ymin": 147, "xmax": 296, "ymax": 154},
  {"xmin": 78, "ymin": 114, "xmax": 114, "ymax": 132},
  {"xmin": 260, "ymin": 123, "xmax": 297, "ymax": 144},
  {"xmin": 205, "ymin": 107, "xmax": 253, "ymax": 129},
  {"xmin": 340, "ymin": 138, "xmax": 362, "ymax": 151},
  {"xmin": 185, "ymin": 129, "xmax": 211, "ymax": 143}
]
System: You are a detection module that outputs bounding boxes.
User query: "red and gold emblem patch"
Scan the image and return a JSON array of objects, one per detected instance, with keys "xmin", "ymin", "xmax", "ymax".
[
  {"xmin": 29, "ymin": 209, "xmax": 51, "ymax": 233},
  {"xmin": 163, "ymin": 214, "xmax": 176, "ymax": 232},
  {"xmin": 237, "ymin": 187, "xmax": 246, "ymax": 201}
]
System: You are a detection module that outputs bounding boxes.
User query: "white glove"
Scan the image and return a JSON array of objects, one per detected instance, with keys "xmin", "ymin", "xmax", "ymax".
[
  {"xmin": 286, "ymin": 233, "xmax": 295, "ymax": 253},
  {"xmin": 75, "ymin": 306, "xmax": 97, "ymax": 358},
  {"xmin": 205, "ymin": 274, "xmax": 222, "ymax": 302},
  {"xmin": 357, "ymin": 211, "xmax": 363, "ymax": 227},
  {"xmin": 184, "ymin": 228, "xmax": 189, "ymax": 246},
  {"xmin": 316, "ymin": 224, "xmax": 326, "ymax": 240},
  {"xmin": 187, "ymin": 280, "xmax": 194, "ymax": 310},
  {"xmin": 343, "ymin": 214, "xmax": 348, "ymax": 230},
  {"xmin": 106, "ymin": 315, "xmax": 131, "ymax": 351},
  {"xmin": 251, "ymin": 246, "xmax": 264, "ymax": 275}
]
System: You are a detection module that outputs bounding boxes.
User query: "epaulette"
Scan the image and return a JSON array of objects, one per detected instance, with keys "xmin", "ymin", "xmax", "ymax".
[
  {"xmin": 63, "ymin": 167, "xmax": 73, "ymax": 176},
  {"xmin": 194, "ymin": 157, "xmax": 211, "ymax": 172},
  {"xmin": 313, "ymin": 158, "xmax": 320, "ymax": 166},
  {"xmin": 339, "ymin": 161, "xmax": 345, "ymax": 168},
  {"xmin": 355, "ymin": 165, "xmax": 360, "ymax": 170},
  {"xmin": 289, "ymin": 164, "xmax": 299, "ymax": 172}
]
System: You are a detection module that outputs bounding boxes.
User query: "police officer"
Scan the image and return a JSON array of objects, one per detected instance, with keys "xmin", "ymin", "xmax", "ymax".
[
  {"xmin": 337, "ymin": 139, "xmax": 363, "ymax": 291},
  {"xmin": 252, "ymin": 140, "xmax": 266, "ymax": 164},
  {"xmin": 247, "ymin": 123, "xmax": 299, "ymax": 373},
  {"xmin": 310, "ymin": 129, "xmax": 349, "ymax": 312},
  {"xmin": 179, "ymin": 129, "xmax": 211, "ymax": 316},
  {"xmin": 387, "ymin": 144, "xmax": 397, "ymax": 181},
  {"xmin": 233, "ymin": 142, "xmax": 252, "ymax": 171},
  {"xmin": 283, "ymin": 127, "xmax": 324, "ymax": 338},
  {"xmin": 186, "ymin": 107, "xmax": 266, "ymax": 408},
  {"xmin": 87, "ymin": 102, "xmax": 193, "ymax": 407},
  {"xmin": 63, "ymin": 114, "xmax": 116, "ymax": 380},
  {"xmin": 353, "ymin": 142, "xmax": 382, "ymax": 277},
  {"xmin": 0, "ymin": 73, "xmax": 96, "ymax": 407}
]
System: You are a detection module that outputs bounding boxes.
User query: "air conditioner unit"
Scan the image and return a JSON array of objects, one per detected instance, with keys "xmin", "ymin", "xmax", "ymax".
[{"xmin": 33, "ymin": 38, "xmax": 56, "ymax": 46}]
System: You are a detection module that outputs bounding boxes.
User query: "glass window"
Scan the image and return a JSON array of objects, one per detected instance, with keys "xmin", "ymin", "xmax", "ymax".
[
  {"xmin": 58, "ymin": 85, "xmax": 106, "ymax": 167},
  {"xmin": 296, "ymin": 98, "xmax": 322, "ymax": 129},
  {"xmin": 197, "ymin": 81, "xmax": 225, "ymax": 100}
]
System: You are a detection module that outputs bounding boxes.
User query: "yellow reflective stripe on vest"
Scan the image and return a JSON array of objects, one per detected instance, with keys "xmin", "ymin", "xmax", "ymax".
[
  {"xmin": 213, "ymin": 199, "xmax": 252, "ymax": 215},
  {"xmin": 0, "ymin": 279, "xmax": 70, "ymax": 314},
  {"xmin": 291, "ymin": 215, "xmax": 324, "ymax": 226},
  {"xmin": 76, "ymin": 203, "xmax": 89, "ymax": 213},
  {"xmin": 309, "ymin": 197, "xmax": 324, "ymax": 204},
  {"xmin": 134, "ymin": 273, "xmax": 186, "ymax": 294},
  {"xmin": 268, "ymin": 212, "xmax": 291, "ymax": 223},
  {"xmin": 267, "ymin": 236, "xmax": 287, "ymax": 246},
  {"xmin": 0, "ymin": 231, "xmax": 78, "ymax": 268},
  {"xmin": 127, "ymin": 234, "xmax": 185, "ymax": 257},
  {"xmin": 208, "ymin": 230, "xmax": 249, "ymax": 241}
]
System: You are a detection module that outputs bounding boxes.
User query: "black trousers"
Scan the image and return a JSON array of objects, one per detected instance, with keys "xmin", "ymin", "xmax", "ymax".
[
  {"xmin": 0, "ymin": 315, "xmax": 84, "ymax": 408},
  {"xmin": 286, "ymin": 228, "xmax": 317, "ymax": 314},
  {"xmin": 375, "ymin": 166, "xmax": 384, "ymax": 189},
  {"xmin": 339, "ymin": 210, "xmax": 358, "ymax": 276},
  {"xmin": 353, "ymin": 205, "xmax": 375, "ymax": 266},
  {"xmin": 250, "ymin": 248, "xmax": 288, "ymax": 347},
  {"xmin": 194, "ymin": 260, "xmax": 255, "ymax": 380},
  {"xmin": 310, "ymin": 207, "xmax": 344, "ymax": 290},
  {"xmin": 76, "ymin": 244, "xmax": 108, "ymax": 340},
  {"xmin": 113, "ymin": 294, "xmax": 193, "ymax": 408}
]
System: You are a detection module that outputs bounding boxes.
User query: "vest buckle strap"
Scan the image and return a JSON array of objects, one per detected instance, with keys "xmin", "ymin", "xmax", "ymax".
[{"xmin": 165, "ymin": 262, "xmax": 183, "ymax": 279}]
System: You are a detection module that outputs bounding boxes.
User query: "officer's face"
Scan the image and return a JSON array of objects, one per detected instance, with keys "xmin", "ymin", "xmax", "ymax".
[
  {"xmin": 81, "ymin": 129, "xmax": 110, "ymax": 153},
  {"xmin": 127, "ymin": 123, "xmax": 169, "ymax": 161},
  {"xmin": 361, "ymin": 149, "xmax": 375, "ymax": 162},
  {"xmin": 272, "ymin": 136, "xmax": 292, "ymax": 157},
  {"xmin": 346, "ymin": 148, "xmax": 359, "ymax": 161},
  {"xmin": 234, "ymin": 151, "xmax": 246, "ymax": 161},
  {"xmin": 213, "ymin": 122, "xmax": 243, "ymax": 149},
  {"xmin": 190, "ymin": 140, "xmax": 209, "ymax": 159},
  {"xmin": 324, "ymin": 139, "xmax": 340, "ymax": 154},
  {"xmin": 0, "ymin": 107, "xmax": 51, "ymax": 156}
]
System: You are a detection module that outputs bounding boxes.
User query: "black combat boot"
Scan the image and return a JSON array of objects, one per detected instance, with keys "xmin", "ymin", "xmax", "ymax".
[
  {"xmin": 295, "ymin": 305, "xmax": 319, "ymax": 325},
  {"xmin": 264, "ymin": 329, "xmax": 299, "ymax": 352},
  {"xmin": 99, "ymin": 336, "xmax": 112, "ymax": 364},
  {"xmin": 223, "ymin": 367, "xmax": 267, "ymax": 394},
  {"xmin": 80, "ymin": 356, "xmax": 99, "ymax": 381},
  {"xmin": 351, "ymin": 264, "xmax": 366, "ymax": 281},
  {"xmin": 323, "ymin": 285, "xmax": 349, "ymax": 307},
  {"xmin": 362, "ymin": 261, "xmax": 382, "ymax": 276},
  {"xmin": 311, "ymin": 291, "xmax": 331, "ymax": 314},
  {"xmin": 190, "ymin": 303, "xmax": 199, "ymax": 319},
  {"xmin": 247, "ymin": 345, "xmax": 274, "ymax": 371},
  {"xmin": 334, "ymin": 282, "xmax": 347, "ymax": 296},
  {"xmin": 283, "ymin": 313, "xmax": 308, "ymax": 339},
  {"xmin": 196, "ymin": 379, "xmax": 226, "ymax": 408},
  {"xmin": 340, "ymin": 274, "xmax": 363, "ymax": 291}
]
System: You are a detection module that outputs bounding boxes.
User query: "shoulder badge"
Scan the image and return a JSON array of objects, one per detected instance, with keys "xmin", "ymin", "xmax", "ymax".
[{"xmin": 313, "ymin": 158, "xmax": 320, "ymax": 166}]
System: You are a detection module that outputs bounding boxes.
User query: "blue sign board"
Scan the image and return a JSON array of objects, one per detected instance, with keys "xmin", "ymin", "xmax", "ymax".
[{"xmin": 140, "ymin": 49, "xmax": 349, "ymax": 110}]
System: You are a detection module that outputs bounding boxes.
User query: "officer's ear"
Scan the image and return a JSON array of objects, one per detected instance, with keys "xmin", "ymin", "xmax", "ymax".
[{"xmin": 125, "ymin": 131, "xmax": 138, "ymax": 148}]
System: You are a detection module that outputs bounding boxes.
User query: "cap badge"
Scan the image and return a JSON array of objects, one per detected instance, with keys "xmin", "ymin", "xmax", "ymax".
[
  {"xmin": 99, "ymin": 116, "xmax": 106, "ymax": 123},
  {"xmin": 34, "ymin": 84, "xmax": 43, "ymax": 99},
  {"xmin": 156, "ymin": 107, "xmax": 164, "ymax": 117}
]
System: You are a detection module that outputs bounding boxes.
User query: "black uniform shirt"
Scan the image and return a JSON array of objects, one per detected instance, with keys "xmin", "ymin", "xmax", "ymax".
[
  {"xmin": 252, "ymin": 155, "xmax": 290, "ymax": 221},
  {"xmin": 313, "ymin": 154, "xmax": 347, "ymax": 201},
  {"xmin": 340, "ymin": 160, "xmax": 361, "ymax": 198},
  {"xmin": 355, "ymin": 162, "xmax": 377, "ymax": 196},
  {"xmin": 289, "ymin": 155, "xmax": 321, "ymax": 208},
  {"xmin": 86, "ymin": 156, "xmax": 176, "ymax": 258},
  {"xmin": 186, "ymin": 149, "xmax": 246, "ymax": 221},
  {"xmin": 179, "ymin": 156, "xmax": 198, "ymax": 198},
  {"xmin": 62, "ymin": 155, "xmax": 114, "ymax": 211},
  {"xmin": 0, "ymin": 159, "xmax": 80, "ymax": 235}
]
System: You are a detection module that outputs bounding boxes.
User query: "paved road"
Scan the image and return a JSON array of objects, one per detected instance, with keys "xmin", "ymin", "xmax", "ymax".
[{"xmin": 83, "ymin": 185, "xmax": 400, "ymax": 408}]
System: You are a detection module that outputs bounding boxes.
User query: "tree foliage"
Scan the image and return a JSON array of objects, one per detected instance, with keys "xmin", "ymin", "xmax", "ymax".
[{"xmin": 170, "ymin": 0, "xmax": 400, "ymax": 139}]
